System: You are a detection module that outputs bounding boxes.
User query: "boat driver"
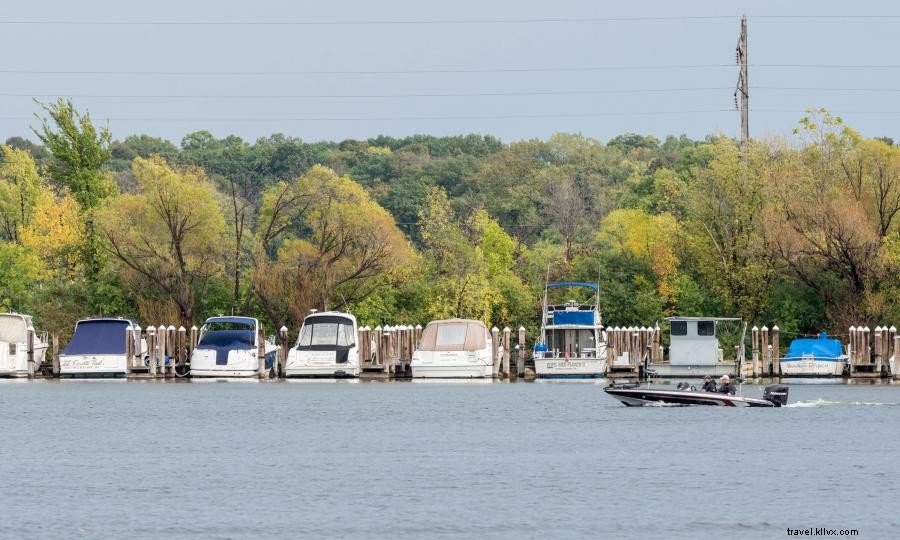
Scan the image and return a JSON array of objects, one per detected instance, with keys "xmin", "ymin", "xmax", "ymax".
[
  {"xmin": 701, "ymin": 375, "xmax": 717, "ymax": 393},
  {"xmin": 718, "ymin": 375, "xmax": 737, "ymax": 395}
]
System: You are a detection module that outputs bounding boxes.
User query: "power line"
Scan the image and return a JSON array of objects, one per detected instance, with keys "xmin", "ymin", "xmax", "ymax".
[
  {"xmin": 0, "ymin": 87, "xmax": 732, "ymax": 99},
  {"xmin": 1, "ymin": 15, "xmax": 899, "ymax": 26}
]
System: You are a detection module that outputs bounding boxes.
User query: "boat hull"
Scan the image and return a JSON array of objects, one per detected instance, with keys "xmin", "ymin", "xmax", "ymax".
[
  {"xmin": 410, "ymin": 364, "xmax": 492, "ymax": 378},
  {"xmin": 779, "ymin": 359, "xmax": 846, "ymax": 377},
  {"xmin": 59, "ymin": 354, "xmax": 128, "ymax": 376},
  {"xmin": 534, "ymin": 357, "xmax": 606, "ymax": 378},
  {"xmin": 604, "ymin": 387, "xmax": 776, "ymax": 407}
]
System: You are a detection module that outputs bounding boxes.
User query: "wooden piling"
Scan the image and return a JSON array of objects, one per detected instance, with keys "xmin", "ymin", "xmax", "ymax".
[
  {"xmin": 848, "ymin": 326, "xmax": 857, "ymax": 365},
  {"xmin": 147, "ymin": 326, "xmax": 158, "ymax": 376},
  {"xmin": 278, "ymin": 326, "xmax": 288, "ymax": 377},
  {"xmin": 51, "ymin": 332, "xmax": 59, "ymax": 376},
  {"xmin": 491, "ymin": 327, "xmax": 500, "ymax": 378},
  {"xmin": 502, "ymin": 327, "xmax": 511, "ymax": 378},
  {"xmin": 26, "ymin": 328, "xmax": 35, "ymax": 378},
  {"xmin": 177, "ymin": 326, "xmax": 186, "ymax": 368},
  {"xmin": 125, "ymin": 325, "xmax": 133, "ymax": 374},
  {"xmin": 132, "ymin": 325, "xmax": 142, "ymax": 372},
  {"xmin": 874, "ymin": 326, "xmax": 884, "ymax": 374},
  {"xmin": 760, "ymin": 326, "xmax": 769, "ymax": 375},
  {"xmin": 751, "ymin": 326, "xmax": 760, "ymax": 377},
  {"xmin": 257, "ymin": 328, "xmax": 266, "ymax": 378},
  {"xmin": 894, "ymin": 332, "xmax": 900, "ymax": 380},
  {"xmin": 517, "ymin": 326, "xmax": 526, "ymax": 378},
  {"xmin": 772, "ymin": 325, "xmax": 780, "ymax": 376}
]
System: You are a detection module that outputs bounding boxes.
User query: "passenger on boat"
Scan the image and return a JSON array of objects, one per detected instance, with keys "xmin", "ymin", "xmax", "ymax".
[
  {"xmin": 718, "ymin": 375, "xmax": 736, "ymax": 395},
  {"xmin": 701, "ymin": 375, "xmax": 717, "ymax": 393}
]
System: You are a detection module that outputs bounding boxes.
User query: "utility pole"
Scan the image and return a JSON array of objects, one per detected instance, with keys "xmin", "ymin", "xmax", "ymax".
[{"xmin": 734, "ymin": 15, "xmax": 749, "ymax": 143}]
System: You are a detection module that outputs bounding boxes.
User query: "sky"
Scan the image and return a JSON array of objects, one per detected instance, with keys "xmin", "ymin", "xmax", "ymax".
[{"xmin": 2, "ymin": 0, "xmax": 900, "ymax": 145}]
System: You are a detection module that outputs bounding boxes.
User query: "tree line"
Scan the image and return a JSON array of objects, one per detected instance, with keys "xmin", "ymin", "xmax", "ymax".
[{"xmin": 1, "ymin": 100, "xmax": 898, "ymax": 341}]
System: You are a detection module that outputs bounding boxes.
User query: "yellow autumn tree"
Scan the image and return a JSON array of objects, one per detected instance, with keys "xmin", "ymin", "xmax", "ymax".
[
  {"xmin": 97, "ymin": 156, "xmax": 227, "ymax": 325},
  {"xmin": 0, "ymin": 145, "xmax": 43, "ymax": 243},
  {"xmin": 19, "ymin": 190, "xmax": 83, "ymax": 279}
]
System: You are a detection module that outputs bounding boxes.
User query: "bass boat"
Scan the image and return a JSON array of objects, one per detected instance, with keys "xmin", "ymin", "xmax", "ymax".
[{"xmin": 605, "ymin": 381, "xmax": 789, "ymax": 407}]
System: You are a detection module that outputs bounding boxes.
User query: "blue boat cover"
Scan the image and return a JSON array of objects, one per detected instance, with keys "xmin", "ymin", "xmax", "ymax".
[
  {"xmin": 62, "ymin": 319, "xmax": 131, "ymax": 355},
  {"xmin": 547, "ymin": 282, "xmax": 598, "ymax": 290},
  {"xmin": 534, "ymin": 343, "xmax": 548, "ymax": 352},
  {"xmin": 552, "ymin": 311, "xmax": 595, "ymax": 325},
  {"xmin": 783, "ymin": 332, "xmax": 844, "ymax": 360},
  {"xmin": 196, "ymin": 330, "xmax": 255, "ymax": 365}
]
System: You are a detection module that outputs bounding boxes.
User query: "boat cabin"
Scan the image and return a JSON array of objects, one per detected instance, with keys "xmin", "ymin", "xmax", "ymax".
[
  {"xmin": 286, "ymin": 311, "xmax": 360, "ymax": 377},
  {"xmin": 190, "ymin": 316, "xmax": 277, "ymax": 377},
  {"xmin": 59, "ymin": 318, "xmax": 141, "ymax": 376},
  {"xmin": 411, "ymin": 319, "xmax": 493, "ymax": 378},
  {"xmin": 666, "ymin": 316, "xmax": 741, "ymax": 366},
  {"xmin": 0, "ymin": 313, "xmax": 48, "ymax": 376}
]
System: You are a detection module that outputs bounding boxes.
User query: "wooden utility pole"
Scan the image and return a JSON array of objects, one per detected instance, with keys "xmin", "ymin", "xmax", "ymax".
[{"xmin": 735, "ymin": 15, "xmax": 749, "ymax": 142}]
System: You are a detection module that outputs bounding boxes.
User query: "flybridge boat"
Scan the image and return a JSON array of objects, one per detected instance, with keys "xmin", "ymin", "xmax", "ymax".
[
  {"xmin": 0, "ymin": 313, "xmax": 49, "ymax": 376},
  {"xmin": 411, "ymin": 319, "xmax": 493, "ymax": 378},
  {"xmin": 285, "ymin": 311, "xmax": 360, "ymax": 377},
  {"xmin": 190, "ymin": 316, "xmax": 278, "ymax": 377},
  {"xmin": 59, "ymin": 318, "xmax": 144, "ymax": 376},
  {"xmin": 533, "ymin": 282, "xmax": 607, "ymax": 378},
  {"xmin": 780, "ymin": 332, "xmax": 848, "ymax": 377},
  {"xmin": 605, "ymin": 382, "xmax": 790, "ymax": 407}
]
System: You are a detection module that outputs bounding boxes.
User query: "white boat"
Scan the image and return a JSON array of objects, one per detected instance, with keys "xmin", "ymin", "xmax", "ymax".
[
  {"xmin": 533, "ymin": 282, "xmax": 607, "ymax": 378},
  {"xmin": 779, "ymin": 332, "xmax": 848, "ymax": 377},
  {"xmin": 190, "ymin": 316, "xmax": 278, "ymax": 377},
  {"xmin": 59, "ymin": 318, "xmax": 143, "ymax": 376},
  {"xmin": 605, "ymin": 382, "xmax": 790, "ymax": 407},
  {"xmin": 285, "ymin": 311, "xmax": 360, "ymax": 377},
  {"xmin": 0, "ymin": 313, "xmax": 49, "ymax": 376},
  {"xmin": 411, "ymin": 319, "xmax": 493, "ymax": 378}
]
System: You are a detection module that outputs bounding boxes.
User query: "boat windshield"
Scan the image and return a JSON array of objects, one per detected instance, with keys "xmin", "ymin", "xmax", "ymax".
[
  {"xmin": 298, "ymin": 319, "xmax": 355, "ymax": 348},
  {"xmin": 0, "ymin": 314, "xmax": 27, "ymax": 343}
]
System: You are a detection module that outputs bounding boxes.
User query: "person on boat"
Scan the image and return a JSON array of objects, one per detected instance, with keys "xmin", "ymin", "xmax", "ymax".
[
  {"xmin": 701, "ymin": 375, "xmax": 717, "ymax": 393},
  {"xmin": 718, "ymin": 375, "xmax": 737, "ymax": 395}
]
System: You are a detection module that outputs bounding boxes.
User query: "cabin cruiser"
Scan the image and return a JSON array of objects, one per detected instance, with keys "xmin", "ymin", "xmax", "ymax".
[
  {"xmin": 411, "ymin": 319, "xmax": 493, "ymax": 378},
  {"xmin": 285, "ymin": 311, "xmax": 360, "ymax": 377},
  {"xmin": 605, "ymin": 381, "xmax": 789, "ymax": 407},
  {"xmin": 0, "ymin": 313, "xmax": 49, "ymax": 376},
  {"xmin": 533, "ymin": 282, "xmax": 607, "ymax": 378},
  {"xmin": 190, "ymin": 316, "xmax": 278, "ymax": 377},
  {"xmin": 780, "ymin": 332, "xmax": 848, "ymax": 377},
  {"xmin": 647, "ymin": 316, "xmax": 745, "ymax": 377},
  {"xmin": 59, "ymin": 318, "xmax": 144, "ymax": 376}
]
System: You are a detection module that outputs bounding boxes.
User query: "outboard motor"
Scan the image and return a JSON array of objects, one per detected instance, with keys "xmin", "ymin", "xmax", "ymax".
[
  {"xmin": 676, "ymin": 381, "xmax": 690, "ymax": 391},
  {"xmin": 763, "ymin": 384, "xmax": 789, "ymax": 407}
]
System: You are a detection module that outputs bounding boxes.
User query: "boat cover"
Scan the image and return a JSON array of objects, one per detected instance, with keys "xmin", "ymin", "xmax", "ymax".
[
  {"xmin": 196, "ymin": 330, "xmax": 255, "ymax": 365},
  {"xmin": 547, "ymin": 282, "xmax": 598, "ymax": 290},
  {"xmin": 0, "ymin": 314, "xmax": 27, "ymax": 343},
  {"xmin": 552, "ymin": 311, "xmax": 595, "ymax": 325},
  {"xmin": 418, "ymin": 319, "xmax": 487, "ymax": 352},
  {"xmin": 62, "ymin": 319, "xmax": 131, "ymax": 355},
  {"xmin": 783, "ymin": 332, "xmax": 844, "ymax": 360}
]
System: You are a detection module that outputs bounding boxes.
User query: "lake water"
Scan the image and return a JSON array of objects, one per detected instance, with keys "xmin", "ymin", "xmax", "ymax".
[{"xmin": 2, "ymin": 379, "xmax": 899, "ymax": 539}]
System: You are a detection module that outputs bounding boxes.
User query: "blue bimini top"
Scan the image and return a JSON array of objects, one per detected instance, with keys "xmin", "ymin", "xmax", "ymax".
[
  {"xmin": 782, "ymin": 332, "xmax": 845, "ymax": 360},
  {"xmin": 62, "ymin": 319, "xmax": 133, "ymax": 355}
]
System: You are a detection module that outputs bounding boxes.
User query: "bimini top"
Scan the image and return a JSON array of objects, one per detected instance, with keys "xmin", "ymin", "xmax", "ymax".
[
  {"xmin": 665, "ymin": 316, "xmax": 742, "ymax": 322},
  {"xmin": 783, "ymin": 332, "xmax": 845, "ymax": 360},
  {"xmin": 202, "ymin": 316, "xmax": 257, "ymax": 327},
  {"xmin": 304, "ymin": 311, "xmax": 357, "ymax": 324},
  {"xmin": 546, "ymin": 282, "xmax": 598, "ymax": 290},
  {"xmin": 0, "ymin": 313, "xmax": 33, "ymax": 343},
  {"xmin": 418, "ymin": 319, "xmax": 487, "ymax": 352},
  {"xmin": 62, "ymin": 318, "xmax": 136, "ymax": 355}
]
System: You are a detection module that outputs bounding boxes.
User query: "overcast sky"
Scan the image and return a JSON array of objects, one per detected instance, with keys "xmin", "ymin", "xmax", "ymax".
[{"xmin": 2, "ymin": 0, "xmax": 899, "ymax": 145}]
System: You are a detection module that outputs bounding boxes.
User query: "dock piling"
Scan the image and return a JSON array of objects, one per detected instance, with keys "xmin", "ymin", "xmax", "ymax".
[
  {"xmin": 517, "ymin": 326, "xmax": 526, "ymax": 378},
  {"xmin": 751, "ymin": 326, "xmax": 760, "ymax": 378},
  {"xmin": 279, "ymin": 326, "xmax": 288, "ymax": 377},
  {"xmin": 491, "ymin": 327, "xmax": 500, "ymax": 378},
  {"xmin": 51, "ymin": 332, "xmax": 59, "ymax": 376},
  {"xmin": 772, "ymin": 326, "xmax": 780, "ymax": 376},
  {"xmin": 26, "ymin": 328, "xmax": 35, "ymax": 378},
  {"xmin": 502, "ymin": 327, "xmax": 511, "ymax": 378}
]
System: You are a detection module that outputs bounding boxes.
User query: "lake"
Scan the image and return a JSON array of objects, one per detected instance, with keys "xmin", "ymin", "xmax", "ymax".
[{"xmin": 2, "ymin": 379, "xmax": 898, "ymax": 539}]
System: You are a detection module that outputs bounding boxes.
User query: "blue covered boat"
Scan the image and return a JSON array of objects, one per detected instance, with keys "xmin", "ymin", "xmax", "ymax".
[
  {"xmin": 779, "ymin": 332, "xmax": 848, "ymax": 377},
  {"xmin": 190, "ymin": 316, "xmax": 278, "ymax": 377}
]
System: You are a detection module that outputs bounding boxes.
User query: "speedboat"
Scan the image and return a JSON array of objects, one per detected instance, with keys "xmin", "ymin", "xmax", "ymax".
[
  {"xmin": 190, "ymin": 316, "xmax": 278, "ymax": 377},
  {"xmin": 0, "ymin": 313, "xmax": 49, "ymax": 376},
  {"xmin": 604, "ymin": 382, "xmax": 789, "ymax": 407},
  {"xmin": 532, "ymin": 281, "xmax": 607, "ymax": 378},
  {"xmin": 780, "ymin": 332, "xmax": 848, "ymax": 377},
  {"xmin": 411, "ymin": 319, "xmax": 493, "ymax": 378},
  {"xmin": 285, "ymin": 311, "xmax": 360, "ymax": 377},
  {"xmin": 59, "ymin": 318, "xmax": 143, "ymax": 376}
]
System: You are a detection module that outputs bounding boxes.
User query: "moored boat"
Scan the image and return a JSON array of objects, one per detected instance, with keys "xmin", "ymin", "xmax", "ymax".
[
  {"xmin": 0, "ymin": 313, "xmax": 49, "ymax": 376},
  {"xmin": 59, "ymin": 318, "xmax": 143, "ymax": 377},
  {"xmin": 410, "ymin": 319, "xmax": 493, "ymax": 378},
  {"xmin": 190, "ymin": 316, "xmax": 278, "ymax": 377},
  {"xmin": 779, "ymin": 332, "xmax": 848, "ymax": 377},
  {"xmin": 285, "ymin": 311, "xmax": 361, "ymax": 377},
  {"xmin": 533, "ymin": 282, "xmax": 607, "ymax": 378},
  {"xmin": 605, "ymin": 382, "xmax": 789, "ymax": 407}
]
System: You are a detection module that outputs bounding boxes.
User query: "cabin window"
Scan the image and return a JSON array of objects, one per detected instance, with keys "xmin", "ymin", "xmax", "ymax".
[
  {"xmin": 8, "ymin": 343, "xmax": 15, "ymax": 355},
  {"xmin": 435, "ymin": 324, "xmax": 467, "ymax": 347},
  {"xmin": 697, "ymin": 321, "xmax": 716, "ymax": 336},
  {"xmin": 670, "ymin": 321, "xmax": 687, "ymax": 336},
  {"xmin": 299, "ymin": 322, "xmax": 356, "ymax": 347}
]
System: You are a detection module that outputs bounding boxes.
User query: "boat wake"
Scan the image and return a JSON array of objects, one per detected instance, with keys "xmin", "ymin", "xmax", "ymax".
[{"xmin": 786, "ymin": 398, "xmax": 900, "ymax": 408}]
